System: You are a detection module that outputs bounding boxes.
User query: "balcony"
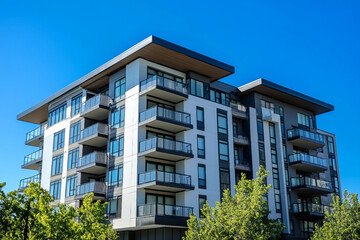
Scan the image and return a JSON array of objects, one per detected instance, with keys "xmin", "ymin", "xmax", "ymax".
[
  {"xmin": 138, "ymin": 137, "xmax": 193, "ymax": 161},
  {"xmin": 19, "ymin": 174, "xmax": 40, "ymax": 192},
  {"xmin": 22, "ymin": 149, "xmax": 42, "ymax": 170},
  {"xmin": 80, "ymin": 94, "xmax": 112, "ymax": 121},
  {"xmin": 287, "ymin": 128, "xmax": 325, "ymax": 149},
  {"xmin": 76, "ymin": 152, "xmax": 107, "ymax": 174},
  {"xmin": 137, "ymin": 203, "xmax": 193, "ymax": 227},
  {"xmin": 139, "ymin": 106, "xmax": 192, "ymax": 133},
  {"xmin": 291, "ymin": 177, "xmax": 332, "ymax": 196},
  {"xmin": 78, "ymin": 123, "xmax": 108, "ymax": 147},
  {"xmin": 75, "ymin": 181, "xmax": 106, "ymax": 200},
  {"xmin": 293, "ymin": 203, "xmax": 331, "ymax": 220},
  {"xmin": 262, "ymin": 107, "xmax": 277, "ymax": 122},
  {"xmin": 138, "ymin": 170, "xmax": 194, "ymax": 192},
  {"xmin": 25, "ymin": 126, "xmax": 44, "ymax": 147},
  {"xmin": 230, "ymin": 103, "xmax": 247, "ymax": 119},
  {"xmin": 140, "ymin": 75, "xmax": 188, "ymax": 103},
  {"xmin": 235, "ymin": 160, "xmax": 251, "ymax": 172},
  {"xmin": 233, "ymin": 134, "xmax": 249, "ymax": 146},
  {"xmin": 289, "ymin": 153, "xmax": 327, "ymax": 172}
]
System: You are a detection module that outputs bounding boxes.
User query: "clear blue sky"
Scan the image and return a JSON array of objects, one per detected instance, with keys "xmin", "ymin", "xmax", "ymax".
[{"xmin": 0, "ymin": 0, "xmax": 359, "ymax": 194}]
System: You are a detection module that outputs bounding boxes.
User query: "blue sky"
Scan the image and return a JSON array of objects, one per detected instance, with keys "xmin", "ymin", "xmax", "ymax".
[{"xmin": 0, "ymin": 0, "xmax": 359, "ymax": 194}]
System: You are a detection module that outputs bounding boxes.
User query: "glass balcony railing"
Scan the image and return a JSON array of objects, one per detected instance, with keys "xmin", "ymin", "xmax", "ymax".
[
  {"xmin": 293, "ymin": 203, "xmax": 331, "ymax": 215},
  {"xmin": 19, "ymin": 174, "xmax": 41, "ymax": 189},
  {"xmin": 81, "ymin": 94, "xmax": 111, "ymax": 113},
  {"xmin": 235, "ymin": 159, "xmax": 251, "ymax": 167},
  {"xmin": 80, "ymin": 123, "xmax": 108, "ymax": 139},
  {"xmin": 76, "ymin": 182, "xmax": 106, "ymax": 196},
  {"xmin": 291, "ymin": 177, "xmax": 332, "ymax": 190},
  {"xmin": 138, "ymin": 170, "xmax": 192, "ymax": 187},
  {"xmin": 139, "ymin": 137, "xmax": 192, "ymax": 155},
  {"xmin": 77, "ymin": 152, "xmax": 107, "ymax": 168},
  {"xmin": 287, "ymin": 128, "xmax": 324, "ymax": 143},
  {"xmin": 25, "ymin": 126, "xmax": 44, "ymax": 142},
  {"xmin": 139, "ymin": 106, "xmax": 191, "ymax": 125},
  {"xmin": 140, "ymin": 75, "xmax": 187, "ymax": 95},
  {"xmin": 137, "ymin": 203, "xmax": 193, "ymax": 217},
  {"xmin": 289, "ymin": 153, "xmax": 327, "ymax": 167},
  {"xmin": 23, "ymin": 149, "xmax": 43, "ymax": 165}
]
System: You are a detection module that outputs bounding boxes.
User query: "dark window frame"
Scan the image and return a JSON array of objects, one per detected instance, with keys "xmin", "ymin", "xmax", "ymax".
[
  {"xmin": 68, "ymin": 148, "xmax": 79, "ymax": 170},
  {"xmin": 108, "ymin": 164, "xmax": 123, "ymax": 187},
  {"xmin": 69, "ymin": 121, "xmax": 81, "ymax": 144},
  {"xmin": 66, "ymin": 174, "xmax": 77, "ymax": 197},
  {"xmin": 51, "ymin": 154, "xmax": 63, "ymax": 176},
  {"xmin": 109, "ymin": 135, "xmax": 124, "ymax": 157},
  {"xmin": 50, "ymin": 180, "xmax": 61, "ymax": 200},
  {"xmin": 53, "ymin": 129, "xmax": 65, "ymax": 151},
  {"xmin": 111, "ymin": 105, "xmax": 125, "ymax": 129},
  {"xmin": 71, "ymin": 94, "xmax": 82, "ymax": 116},
  {"xmin": 198, "ymin": 164, "xmax": 206, "ymax": 189},
  {"xmin": 196, "ymin": 107, "xmax": 205, "ymax": 130},
  {"xmin": 198, "ymin": 195, "xmax": 207, "ymax": 218},
  {"xmin": 197, "ymin": 135, "xmax": 205, "ymax": 159},
  {"xmin": 48, "ymin": 103, "xmax": 67, "ymax": 127}
]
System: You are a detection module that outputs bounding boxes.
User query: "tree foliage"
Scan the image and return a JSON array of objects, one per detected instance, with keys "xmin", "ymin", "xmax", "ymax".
[
  {"xmin": 184, "ymin": 166, "xmax": 285, "ymax": 240},
  {"xmin": 0, "ymin": 182, "xmax": 117, "ymax": 240},
  {"xmin": 312, "ymin": 191, "xmax": 360, "ymax": 240}
]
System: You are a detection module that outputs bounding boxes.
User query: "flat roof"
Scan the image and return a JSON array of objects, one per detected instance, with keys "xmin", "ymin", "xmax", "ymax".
[
  {"xmin": 238, "ymin": 78, "xmax": 334, "ymax": 115},
  {"xmin": 17, "ymin": 35, "xmax": 235, "ymax": 124}
]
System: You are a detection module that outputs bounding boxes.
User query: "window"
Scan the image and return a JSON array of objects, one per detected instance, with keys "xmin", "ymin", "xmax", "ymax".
[
  {"xmin": 273, "ymin": 169, "xmax": 280, "ymax": 189},
  {"xmin": 196, "ymin": 107, "xmax": 204, "ymax": 130},
  {"xmin": 50, "ymin": 180, "xmax": 61, "ymax": 200},
  {"xmin": 197, "ymin": 135, "xmax": 205, "ymax": 158},
  {"xmin": 48, "ymin": 103, "xmax": 67, "ymax": 126},
  {"xmin": 108, "ymin": 165, "xmax": 123, "ymax": 187},
  {"xmin": 279, "ymin": 107, "xmax": 285, "ymax": 138},
  {"xmin": 66, "ymin": 174, "xmax": 77, "ymax": 197},
  {"xmin": 269, "ymin": 123, "xmax": 276, "ymax": 144},
  {"xmin": 275, "ymin": 193, "xmax": 281, "ymax": 213},
  {"xmin": 300, "ymin": 221, "xmax": 315, "ymax": 238},
  {"xmin": 198, "ymin": 195, "xmax": 207, "ymax": 217},
  {"xmin": 71, "ymin": 94, "xmax": 82, "ymax": 116},
  {"xmin": 271, "ymin": 145, "xmax": 278, "ymax": 164},
  {"xmin": 147, "ymin": 68, "xmax": 183, "ymax": 83},
  {"xmin": 109, "ymin": 135, "xmax": 124, "ymax": 157},
  {"xmin": 111, "ymin": 105, "xmax": 125, "ymax": 129},
  {"xmin": 261, "ymin": 100, "xmax": 274, "ymax": 111},
  {"xmin": 69, "ymin": 121, "xmax": 81, "ymax": 144},
  {"xmin": 217, "ymin": 112, "xmax": 228, "ymax": 135},
  {"xmin": 68, "ymin": 148, "xmax": 79, "ymax": 170},
  {"xmin": 258, "ymin": 142, "xmax": 265, "ymax": 166},
  {"xmin": 220, "ymin": 168, "xmax": 230, "ymax": 199},
  {"xmin": 146, "ymin": 162, "xmax": 175, "ymax": 172},
  {"xmin": 210, "ymin": 89, "xmax": 230, "ymax": 106},
  {"xmin": 328, "ymin": 136, "xmax": 335, "ymax": 154},
  {"xmin": 51, "ymin": 154, "xmax": 63, "ymax": 176},
  {"xmin": 283, "ymin": 143, "xmax": 287, "ymax": 162},
  {"xmin": 297, "ymin": 113, "xmax": 314, "ymax": 128},
  {"xmin": 198, "ymin": 165, "xmax": 206, "ymax": 189},
  {"xmin": 285, "ymin": 166, "xmax": 289, "ymax": 186},
  {"xmin": 188, "ymin": 79, "xmax": 209, "ymax": 99},
  {"xmin": 146, "ymin": 193, "xmax": 175, "ymax": 205},
  {"xmin": 107, "ymin": 196, "xmax": 122, "ymax": 218},
  {"xmin": 114, "ymin": 77, "xmax": 126, "ymax": 100},
  {"xmin": 257, "ymin": 119, "xmax": 264, "ymax": 141},
  {"xmin": 100, "ymin": 88, "xmax": 109, "ymax": 96},
  {"xmin": 53, "ymin": 129, "xmax": 65, "ymax": 151},
  {"xmin": 218, "ymin": 140, "xmax": 229, "ymax": 161},
  {"xmin": 329, "ymin": 156, "xmax": 336, "ymax": 171}
]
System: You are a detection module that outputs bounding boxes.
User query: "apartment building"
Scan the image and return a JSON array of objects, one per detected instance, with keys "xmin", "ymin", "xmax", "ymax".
[{"xmin": 17, "ymin": 36, "xmax": 340, "ymax": 240}]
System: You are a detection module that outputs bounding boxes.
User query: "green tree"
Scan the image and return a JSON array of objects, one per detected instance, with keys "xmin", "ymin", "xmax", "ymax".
[
  {"xmin": 0, "ymin": 182, "xmax": 117, "ymax": 240},
  {"xmin": 184, "ymin": 166, "xmax": 285, "ymax": 240},
  {"xmin": 312, "ymin": 191, "xmax": 360, "ymax": 240}
]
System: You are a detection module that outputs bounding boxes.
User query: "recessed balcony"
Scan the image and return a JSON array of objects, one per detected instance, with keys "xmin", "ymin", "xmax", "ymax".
[
  {"xmin": 138, "ymin": 137, "xmax": 193, "ymax": 161},
  {"xmin": 19, "ymin": 174, "xmax": 40, "ymax": 192},
  {"xmin": 76, "ymin": 151, "xmax": 107, "ymax": 174},
  {"xmin": 75, "ymin": 181, "xmax": 106, "ymax": 200},
  {"xmin": 137, "ymin": 203, "xmax": 193, "ymax": 227},
  {"xmin": 138, "ymin": 170, "xmax": 194, "ymax": 192},
  {"xmin": 22, "ymin": 149, "xmax": 43, "ymax": 170},
  {"xmin": 233, "ymin": 134, "xmax": 249, "ymax": 146},
  {"xmin": 78, "ymin": 123, "xmax": 108, "ymax": 147},
  {"xmin": 230, "ymin": 103, "xmax": 247, "ymax": 119},
  {"xmin": 140, "ymin": 75, "xmax": 188, "ymax": 103},
  {"xmin": 80, "ymin": 94, "xmax": 112, "ymax": 121},
  {"xmin": 287, "ymin": 128, "xmax": 325, "ymax": 149},
  {"xmin": 25, "ymin": 126, "xmax": 44, "ymax": 147},
  {"xmin": 289, "ymin": 153, "xmax": 328, "ymax": 172},
  {"xmin": 290, "ymin": 177, "xmax": 332, "ymax": 196},
  {"xmin": 139, "ymin": 106, "xmax": 193, "ymax": 133},
  {"xmin": 293, "ymin": 203, "xmax": 331, "ymax": 220},
  {"xmin": 235, "ymin": 160, "xmax": 251, "ymax": 172}
]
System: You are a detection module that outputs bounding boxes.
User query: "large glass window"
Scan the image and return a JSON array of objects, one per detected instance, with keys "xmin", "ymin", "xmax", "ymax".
[
  {"xmin": 107, "ymin": 196, "xmax": 122, "ymax": 218},
  {"xmin": 220, "ymin": 168, "xmax": 230, "ymax": 199},
  {"xmin": 197, "ymin": 135, "xmax": 205, "ymax": 159},
  {"xmin": 51, "ymin": 154, "xmax": 63, "ymax": 176},
  {"xmin": 271, "ymin": 145, "xmax": 278, "ymax": 164},
  {"xmin": 147, "ymin": 68, "xmax": 183, "ymax": 83},
  {"xmin": 261, "ymin": 100, "xmax": 274, "ymax": 111},
  {"xmin": 50, "ymin": 180, "xmax": 61, "ymax": 200},
  {"xmin": 111, "ymin": 105, "xmax": 125, "ymax": 129},
  {"xmin": 257, "ymin": 119, "xmax": 264, "ymax": 141},
  {"xmin": 198, "ymin": 165, "xmax": 206, "ymax": 189},
  {"xmin": 66, "ymin": 174, "xmax": 77, "ymax": 197},
  {"xmin": 217, "ymin": 112, "xmax": 228, "ymax": 135},
  {"xmin": 273, "ymin": 168, "xmax": 280, "ymax": 189},
  {"xmin": 189, "ymin": 79, "xmax": 209, "ymax": 99},
  {"xmin": 269, "ymin": 123, "xmax": 276, "ymax": 144},
  {"xmin": 218, "ymin": 140, "xmax": 229, "ymax": 161},
  {"xmin": 199, "ymin": 195, "xmax": 207, "ymax": 218},
  {"xmin": 108, "ymin": 165, "xmax": 123, "ymax": 187},
  {"xmin": 114, "ymin": 77, "xmax": 126, "ymax": 100},
  {"xmin": 210, "ymin": 89, "xmax": 230, "ymax": 106},
  {"xmin": 196, "ymin": 107, "xmax": 204, "ymax": 130},
  {"xmin": 328, "ymin": 136, "xmax": 335, "ymax": 154},
  {"xmin": 275, "ymin": 193, "xmax": 282, "ymax": 213},
  {"xmin": 49, "ymin": 103, "xmax": 67, "ymax": 126},
  {"xmin": 297, "ymin": 113, "xmax": 314, "ymax": 128},
  {"xmin": 68, "ymin": 148, "xmax": 79, "ymax": 170},
  {"xmin": 258, "ymin": 142, "xmax": 265, "ymax": 166},
  {"xmin": 109, "ymin": 135, "xmax": 124, "ymax": 157},
  {"xmin": 146, "ymin": 193, "xmax": 175, "ymax": 205},
  {"xmin": 53, "ymin": 129, "xmax": 65, "ymax": 151},
  {"xmin": 71, "ymin": 94, "xmax": 82, "ymax": 116},
  {"xmin": 146, "ymin": 162, "xmax": 175, "ymax": 173},
  {"xmin": 69, "ymin": 121, "xmax": 81, "ymax": 144}
]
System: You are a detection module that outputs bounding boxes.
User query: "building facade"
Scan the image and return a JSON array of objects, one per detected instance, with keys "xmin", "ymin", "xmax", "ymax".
[{"xmin": 17, "ymin": 36, "xmax": 340, "ymax": 240}]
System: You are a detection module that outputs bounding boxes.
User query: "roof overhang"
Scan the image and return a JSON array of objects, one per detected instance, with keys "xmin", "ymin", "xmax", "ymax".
[
  {"xmin": 17, "ymin": 35, "xmax": 234, "ymax": 124},
  {"xmin": 238, "ymin": 79, "xmax": 334, "ymax": 115}
]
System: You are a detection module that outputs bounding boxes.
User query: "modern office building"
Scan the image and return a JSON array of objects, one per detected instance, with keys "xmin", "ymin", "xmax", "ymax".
[{"xmin": 17, "ymin": 36, "xmax": 340, "ymax": 240}]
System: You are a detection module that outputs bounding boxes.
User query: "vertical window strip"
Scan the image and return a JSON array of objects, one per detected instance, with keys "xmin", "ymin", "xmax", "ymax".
[{"xmin": 71, "ymin": 94, "xmax": 82, "ymax": 116}]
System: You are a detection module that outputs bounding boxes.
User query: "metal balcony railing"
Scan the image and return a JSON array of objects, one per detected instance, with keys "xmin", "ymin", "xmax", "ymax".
[
  {"xmin": 287, "ymin": 128, "xmax": 324, "ymax": 143},
  {"xmin": 138, "ymin": 170, "xmax": 192, "ymax": 187},
  {"xmin": 81, "ymin": 94, "xmax": 111, "ymax": 113},
  {"xmin": 293, "ymin": 203, "xmax": 331, "ymax": 214},
  {"xmin": 25, "ymin": 126, "xmax": 44, "ymax": 142},
  {"xmin": 77, "ymin": 151, "xmax": 107, "ymax": 168},
  {"xmin": 139, "ymin": 106, "xmax": 191, "ymax": 125},
  {"xmin": 23, "ymin": 149, "xmax": 43, "ymax": 165},
  {"xmin": 137, "ymin": 203, "xmax": 193, "ymax": 217},
  {"xmin": 140, "ymin": 75, "xmax": 187, "ymax": 95},
  {"xmin": 289, "ymin": 153, "xmax": 327, "ymax": 167},
  {"xmin": 291, "ymin": 177, "xmax": 332, "ymax": 190},
  {"xmin": 139, "ymin": 137, "xmax": 192, "ymax": 154},
  {"xmin": 80, "ymin": 123, "xmax": 108, "ymax": 139},
  {"xmin": 76, "ymin": 182, "xmax": 106, "ymax": 196},
  {"xmin": 19, "ymin": 174, "xmax": 41, "ymax": 189}
]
